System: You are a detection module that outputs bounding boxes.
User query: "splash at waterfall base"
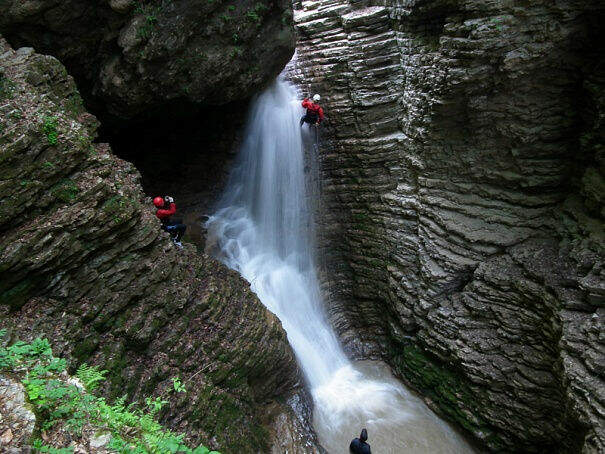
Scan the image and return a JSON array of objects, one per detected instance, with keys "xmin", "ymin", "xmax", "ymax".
[{"xmin": 205, "ymin": 80, "xmax": 474, "ymax": 453}]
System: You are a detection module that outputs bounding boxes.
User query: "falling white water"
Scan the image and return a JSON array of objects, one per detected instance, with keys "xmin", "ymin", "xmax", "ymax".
[{"xmin": 206, "ymin": 79, "xmax": 475, "ymax": 453}]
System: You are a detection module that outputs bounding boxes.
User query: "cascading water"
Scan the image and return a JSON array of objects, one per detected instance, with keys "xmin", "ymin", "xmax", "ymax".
[{"xmin": 206, "ymin": 79, "xmax": 475, "ymax": 453}]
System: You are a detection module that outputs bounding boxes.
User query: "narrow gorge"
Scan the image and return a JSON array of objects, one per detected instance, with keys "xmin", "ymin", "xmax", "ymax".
[{"xmin": 0, "ymin": 0, "xmax": 603, "ymax": 453}]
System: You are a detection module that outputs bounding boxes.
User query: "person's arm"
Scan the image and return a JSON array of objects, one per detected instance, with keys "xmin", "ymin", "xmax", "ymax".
[
  {"xmin": 156, "ymin": 202, "xmax": 176, "ymax": 217},
  {"xmin": 302, "ymin": 98, "xmax": 311, "ymax": 109},
  {"xmin": 318, "ymin": 106, "xmax": 324, "ymax": 122}
]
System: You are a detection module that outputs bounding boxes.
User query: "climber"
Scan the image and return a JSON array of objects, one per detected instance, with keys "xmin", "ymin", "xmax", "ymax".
[
  {"xmin": 300, "ymin": 94, "xmax": 324, "ymax": 127},
  {"xmin": 349, "ymin": 428, "xmax": 371, "ymax": 454},
  {"xmin": 153, "ymin": 195, "xmax": 186, "ymax": 248}
]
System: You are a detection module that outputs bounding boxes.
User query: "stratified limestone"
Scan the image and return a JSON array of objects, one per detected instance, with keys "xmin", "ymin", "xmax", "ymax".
[
  {"xmin": 0, "ymin": 38, "xmax": 302, "ymax": 453},
  {"xmin": 0, "ymin": 0, "xmax": 294, "ymax": 118},
  {"xmin": 288, "ymin": 1, "xmax": 604, "ymax": 452}
]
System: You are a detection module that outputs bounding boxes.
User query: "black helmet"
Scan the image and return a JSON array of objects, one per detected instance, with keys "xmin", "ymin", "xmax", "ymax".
[{"xmin": 360, "ymin": 428, "xmax": 368, "ymax": 442}]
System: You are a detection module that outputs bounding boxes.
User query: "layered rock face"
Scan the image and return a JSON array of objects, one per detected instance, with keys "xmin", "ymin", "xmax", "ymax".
[
  {"xmin": 289, "ymin": 0, "xmax": 604, "ymax": 452},
  {"xmin": 0, "ymin": 38, "xmax": 302, "ymax": 452},
  {"xmin": 0, "ymin": 0, "xmax": 295, "ymax": 118}
]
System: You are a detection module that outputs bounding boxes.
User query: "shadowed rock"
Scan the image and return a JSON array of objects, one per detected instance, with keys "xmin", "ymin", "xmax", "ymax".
[
  {"xmin": 288, "ymin": 0, "xmax": 604, "ymax": 452},
  {"xmin": 0, "ymin": 37, "xmax": 305, "ymax": 452},
  {"xmin": 0, "ymin": 0, "xmax": 295, "ymax": 118}
]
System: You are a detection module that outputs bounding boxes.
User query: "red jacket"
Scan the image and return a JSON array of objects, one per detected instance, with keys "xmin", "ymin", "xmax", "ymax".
[
  {"xmin": 156, "ymin": 203, "xmax": 176, "ymax": 220},
  {"xmin": 302, "ymin": 98, "xmax": 324, "ymax": 122}
]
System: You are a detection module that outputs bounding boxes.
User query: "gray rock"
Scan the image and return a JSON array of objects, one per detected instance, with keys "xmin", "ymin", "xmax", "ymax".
[
  {"xmin": 89, "ymin": 433, "xmax": 111, "ymax": 449},
  {"xmin": 0, "ymin": 0, "xmax": 295, "ymax": 118},
  {"xmin": 0, "ymin": 376, "xmax": 36, "ymax": 450},
  {"xmin": 288, "ymin": 0, "xmax": 605, "ymax": 452},
  {"xmin": 0, "ymin": 37, "xmax": 304, "ymax": 453}
]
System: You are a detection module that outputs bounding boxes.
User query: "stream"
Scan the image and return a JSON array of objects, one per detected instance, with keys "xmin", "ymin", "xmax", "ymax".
[{"xmin": 206, "ymin": 79, "xmax": 474, "ymax": 454}]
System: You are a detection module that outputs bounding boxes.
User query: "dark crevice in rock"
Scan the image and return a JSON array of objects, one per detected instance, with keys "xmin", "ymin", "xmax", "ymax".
[{"xmin": 98, "ymin": 98, "xmax": 248, "ymax": 236}]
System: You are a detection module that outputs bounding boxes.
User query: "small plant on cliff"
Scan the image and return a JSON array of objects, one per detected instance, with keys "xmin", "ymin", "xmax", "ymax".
[
  {"xmin": 42, "ymin": 116, "xmax": 59, "ymax": 145},
  {"xmin": 172, "ymin": 376, "xmax": 186, "ymax": 393},
  {"xmin": 51, "ymin": 179, "xmax": 79, "ymax": 203},
  {"xmin": 247, "ymin": 3, "xmax": 268, "ymax": 23},
  {"xmin": 135, "ymin": 3, "xmax": 159, "ymax": 40},
  {"xmin": 0, "ymin": 72, "xmax": 16, "ymax": 99},
  {"xmin": 0, "ymin": 334, "xmax": 220, "ymax": 454},
  {"xmin": 76, "ymin": 363, "xmax": 107, "ymax": 391}
]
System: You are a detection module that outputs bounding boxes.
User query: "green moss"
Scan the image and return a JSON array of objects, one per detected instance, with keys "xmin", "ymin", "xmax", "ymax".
[
  {"xmin": 391, "ymin": 341, "xmax": 505, "ymax": 450},
  {"xmin": 51, "ymin": 178, "xmax": 79, "ymax": 203},
  {"xmin": 0, "ymin": 71, "xmax": 15, "ymax": 100},
  {"xmin": 246, "ymin": 2, "xmax": 268, "ymax": 24},
  {"xmin": 72, "ymin": 335, "xmax": 100, "ymax": 363},
  {"xmin": 42, "ymin": 116, "xmax": 59, "ymax": 145},
  {"xmin": 101, "ymin": 344, "xmax": 131, "ymax": 400},
  {"xmin": 102, "ymin": 195, "xmax": 135, "ymax": 224},
  {"xmin": 135, "ymin": 3, "xmax": 160, "ymax": 39}
]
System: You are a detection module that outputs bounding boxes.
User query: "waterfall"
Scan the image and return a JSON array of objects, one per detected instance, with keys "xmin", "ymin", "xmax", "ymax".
[{"xmin": 206, "ymin": 79, "xmax": 474, "ymax": 453}]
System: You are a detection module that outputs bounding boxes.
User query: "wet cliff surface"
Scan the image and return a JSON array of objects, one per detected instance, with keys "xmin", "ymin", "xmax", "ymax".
[
  {"xmin": 0, "ymin": 38, "xmax": 306, "ymax": 452},
  {"xmin": 289, "ymin": 0, "xmax": 604, "ymax": 452},
  {"xmin": 0, "ymin": 0, "xmax": 299, "ymax": 252},
  {"xmin": 0, "ymin": 0, "xmax": 295, "ymax": 118}
]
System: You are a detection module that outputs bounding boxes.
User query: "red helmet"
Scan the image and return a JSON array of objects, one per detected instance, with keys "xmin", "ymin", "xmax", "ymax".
[{"xmin": 153, "ymin": 196, "xmax": 164, "ymax": 207}]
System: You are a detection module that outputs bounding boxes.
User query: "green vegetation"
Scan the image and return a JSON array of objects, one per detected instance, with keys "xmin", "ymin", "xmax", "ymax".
[
  {"xmin": 391, "ymin": 341, "xmax": 505, "ymax": 450},
  {"xmin": 0, "ymin": 332, "xmax": 220, "ymax": 454},
  {"xmin": 42, "ymin": 116, "xmax": 59, "ymax": 145},
  {"xmin": 102, "ymin": 195, "xmax": 133, "ymax": 224},
  {"xmin": 0, "ymin": 71, "xmax": 16, "ymax": 99},
  {"xmin": 66, "ymin": 94, "xmax": 84, "ymax": 118},
  {"xmin": 51, "ymin": 179, "xmax": 79, "ymax": 203},
  {"xmin": 229, "ymin": 47, "xmax": 243, "ymax": 59},
  {"xmin": 247, "ymin": 3, "xmax": 268, "ymax": 23},
  {"xmin": 135, "ymin": 3, "xmax": 160, "ymax": 40}
]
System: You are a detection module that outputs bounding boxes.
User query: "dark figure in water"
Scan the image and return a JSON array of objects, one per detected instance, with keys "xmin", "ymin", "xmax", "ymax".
[
  {"xmin": 350, "ymin": 428, "xmax": 371, "ymax": 454},
  {"xmin": 153, "ymin": 195, "xmax": 186, "ymax": 248}
]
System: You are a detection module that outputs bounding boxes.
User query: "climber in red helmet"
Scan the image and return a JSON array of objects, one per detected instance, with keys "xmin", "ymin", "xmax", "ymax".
[
  {"xmin": 153, "ymin": 196, "xmax": 186, "ymax": 248},
  {"xmin": 300, "ymin": 94, "xmax": 324, "ymax": 127}
]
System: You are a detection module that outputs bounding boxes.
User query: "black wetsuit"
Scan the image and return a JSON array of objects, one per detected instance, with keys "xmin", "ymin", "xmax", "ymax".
[
  {"xmin": 161, "ymin": 218, "xmax": 186, "ymax": 241},
  {"xmin": 349, "ymin": 437, "xmax": 371, "ymax": 454},
  {"xmin": 300, "ymin": 110, "xmax": 319, "ymax": 126}
]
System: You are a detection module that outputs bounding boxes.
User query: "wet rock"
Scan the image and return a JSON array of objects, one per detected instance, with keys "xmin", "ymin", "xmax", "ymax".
[
  {"xmin": 0, "ymin": 0, "xmax": 295, "ymax": 118},
  {"xmin": 288, "ymin": 0, "xmax": 605, "ymax": 452},
  {"xmin": 0, "ymin": 37, "xmax": 304, "ymax": 452},
  {"xmin": 267, "ymin": 391, "xmax": 325, "ymax": 454}
]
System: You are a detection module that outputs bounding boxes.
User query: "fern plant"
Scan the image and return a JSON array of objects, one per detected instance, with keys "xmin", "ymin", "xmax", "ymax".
[
  {"xmin": 76, "ymin": 363, "xmax": 107, "ymax": 391},
  {"xmin": 0, "ymin": 333, "xmax": 220, "ymax": 453}
]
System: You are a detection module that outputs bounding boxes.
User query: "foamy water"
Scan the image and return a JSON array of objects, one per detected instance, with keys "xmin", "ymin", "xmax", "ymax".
[{"xmin": 206, "ymin": 79, "xmax": 474, "ymax": 453}]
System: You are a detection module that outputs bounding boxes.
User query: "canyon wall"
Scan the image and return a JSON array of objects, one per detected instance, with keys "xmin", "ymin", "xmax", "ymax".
[
  {"xmin": 0, "ymin": 0, "xmax": 294, "ymax": 118},
  {"xmin": 289, "ymin": 0, "xmax": 604, "ymax": 452},
  {"xmin": 0, "ymin": 37, "xmax": 314, "ymax": 453}
]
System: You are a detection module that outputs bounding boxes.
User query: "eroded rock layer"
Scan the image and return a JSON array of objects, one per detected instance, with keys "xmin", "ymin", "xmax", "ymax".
[
  {"xmin": 0, "ymin": 0, "xmax": 295, "ymax": 118},
  {"xmin": 0, "ymin": 38, "xmax": 302, "ymax": 452},
  {"xmin": 288, "ymin": 1, "xmax": 605, "ymax": 452}
]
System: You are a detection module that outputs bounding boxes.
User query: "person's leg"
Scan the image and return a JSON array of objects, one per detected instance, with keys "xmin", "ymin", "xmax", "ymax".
[{"xmin": 175, "ymin": 224, "xmax": 186, "ymax": 242}]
